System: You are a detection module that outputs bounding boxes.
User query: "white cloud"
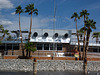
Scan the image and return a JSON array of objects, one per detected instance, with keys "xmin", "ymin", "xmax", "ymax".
[
  {"xmin": 0, "ymin": 20, "xmax": 13, "ymax": 25},
  {"xmin": 40, "ymin": 18, "xmax": 54, "ymax": 23},
  {"xmin": 0, "ymin": 0, "xmax": 14, "ymax": 9},
  {"xmin": 5, "ymin": 16, "xmax": 54, "ymax": 31},
  {"xmin": 11, "ymin": 12, "xmax": 15, "ymax": 15},
  {"xmin": 32, "ymin": 16, "xmax": 54, "ymax": 28}
]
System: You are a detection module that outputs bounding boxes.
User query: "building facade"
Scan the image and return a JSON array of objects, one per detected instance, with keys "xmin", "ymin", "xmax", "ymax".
[
  {"xmin": 30, "ymin": 29, "xmax": 71, "ymax": 52},
  {"xmin": 0, "ymin": 29, "xmax": 100, "ymax": 58}
]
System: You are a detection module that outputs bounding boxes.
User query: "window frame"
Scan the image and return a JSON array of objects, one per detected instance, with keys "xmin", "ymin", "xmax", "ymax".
[{"xmin": 36, "ymin": 43, "xmax": 62, "ymax": 51}]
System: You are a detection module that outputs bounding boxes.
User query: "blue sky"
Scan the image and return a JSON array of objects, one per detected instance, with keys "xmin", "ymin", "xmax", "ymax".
[{"xmin": 0, "ymin": 0, "xmax": 100, "ymax": 32}]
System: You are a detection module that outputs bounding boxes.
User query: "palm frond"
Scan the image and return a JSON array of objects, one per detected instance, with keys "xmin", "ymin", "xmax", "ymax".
[
  {"xmin": 92, "ymin": 32, "xmax": 100, "ymax": 38},
  {"xmin": 15, "ymin": 5, "xmax": 23, "ymax": 14},
  {"xmin": 80, "ymin": 9, "xmax": 90, "ymax": 19},
  {"xmin": 34, "ymin": 12, "xmax": 38, "ymax": 16},
  {"xmin": 71, "ymin": 12, "xmax": 78, "ymax": 18},
  {"xmin": 85, "ymin": 19, "xmax": 96, "ymax": 31},
  {"xmin": 25, "ymin": 42, "xmax": 36, "ymax": 52},
  {"xmin": 25, "ymin": 3, "xmax": 38, "ymax": 15},
  {"xmin": 0, "ymin": 25, "xmax": 4, "ymax": 30}
]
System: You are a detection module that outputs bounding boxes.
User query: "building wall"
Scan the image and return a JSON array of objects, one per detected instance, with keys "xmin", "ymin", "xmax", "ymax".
[
  {"xmin": 3, "ymin": 43, "xmax": 72, "ymax": 56},
  {"xmin": 30, "ymin": 29, "xmax": 71, "ymax": 43},
  {"xmin": 2, "ymin": 43, "xmax": 100, "ymax": 57}
]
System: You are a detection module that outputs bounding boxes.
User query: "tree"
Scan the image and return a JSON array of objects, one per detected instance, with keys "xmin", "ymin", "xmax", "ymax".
[
  {"xmin": 0, "ymin": 25, "xmax": 9, "ymax": 41},
  {"xmin": 0, "ymin": 25, "xmax": 4, "ymax": 30},
  {"xmin": 6, "ymin": 35, "xmax": 12, "ymax": 41},
  {"xmin": 78, "ymin": 29, "xmax": 84, "ymax": 41},
  {"xmin": 25, "ymin": 42, "xmax": 36, "ymax": 57},
  {"xmin": 84, "ymin": 19, "xmax": 96, "ymax": 74},
  {"xmin": 25, "ymin": 3, "xmax": 38, "ymax": 41},
  {"xmin": 1, "ymin": 29, "xmax": 9, "ymax": 40},
  {"xmin": 71, "ymin": 12, "xmax": 82, "ymax": 60},
  {"xmin": 15, "ymin": 5, "xmax": 25, "ymax": 56},
  {"xmin": 80, "ymin": 9, "xmax": 90, "ymax": 60},
  {"xmin": 25, "ymin": 3, "xmax": 38, "ymax": 57},
  {"xmin": 92, "ymin": 32, "xmax": 100, "ymax": 44}
]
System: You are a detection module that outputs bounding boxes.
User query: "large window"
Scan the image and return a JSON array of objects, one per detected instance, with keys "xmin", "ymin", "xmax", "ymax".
[
  {"xmin": 37, "ymin": 44, "xmax": 42, "ymax": 50},
  {"xmin": 44, "ymin": 44, "xmax": 49, "ymax": 50},
  {"xmin": 50, "ymin": 44, "xmax": 53, "ymax": 50},
  {"xmin": 50, "ymin": 44, "xmax": 56, "ymax": 50},
  {"xmin": 93, "ymin": 48, "xmax": 99, "ymax": 52},
  {"xmin": 57, "ymin": 44, "xmax": 62, "ymax": 50},
  {"xmin": 36, "ymin": 43, "xmax": 62, "ymax": 51}
]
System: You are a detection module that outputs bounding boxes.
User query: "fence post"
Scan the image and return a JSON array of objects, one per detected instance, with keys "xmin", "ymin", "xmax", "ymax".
[{"xmin": 33, "ymin": 58, "xmax": 37, "ymax": 75}]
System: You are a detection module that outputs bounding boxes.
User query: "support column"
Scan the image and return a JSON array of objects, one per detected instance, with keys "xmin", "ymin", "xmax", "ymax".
[{"xmin": 33, "ymin": 58, "xmax": 37, "ymax": 75}]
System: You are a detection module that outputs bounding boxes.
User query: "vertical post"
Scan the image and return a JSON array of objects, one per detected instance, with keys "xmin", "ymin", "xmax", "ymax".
[
  {"xmin": 12, "ymin": 44, "xmax": 14, "ymax": 55},
  {"xmin": 5, "ymin": 42, "xmax": 7, "ymax": 55},
  {"xmin": 98, "ymin": 46, "xmax": 99, "ymax": 53},
  {"xmin": 33, "ymin": 58, "xmax": 37, "ymax": 75},
  {"xmin": 84, "ymin": 58, "xmax": 87, "ymax": 74},
  {"xmin": 53, "ymin": 0, "xmax": 56, "ymax": 58}
]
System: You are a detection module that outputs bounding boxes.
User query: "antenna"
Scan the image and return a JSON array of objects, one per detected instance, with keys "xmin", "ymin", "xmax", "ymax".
[
  {"xmin": 53, "ymin": 0, "xmax": 56, "ymax": 36},
  {"xmin": 53, "ymin": 0, "xmax": 56, "ymax": 51},
  {"xmin": 48, "ymin": 0, "xmax": 61, "ymax": 52}
]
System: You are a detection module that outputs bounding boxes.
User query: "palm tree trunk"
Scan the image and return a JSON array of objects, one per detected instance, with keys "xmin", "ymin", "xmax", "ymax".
[
  {"xmin": 84, "ymin": 29, "xmax": 90, "ymax": 74},
  {"xmin": 75, "ymin": 18, "xmax": 81, "ymax": 60},
  {"xmin": 82, "ymin": 31, "xmax": 86, "ymax": 60},
  {"xmin": 19, "ymin": 14, "xmax": 25, "ymax": 56},
  {"xmin": 28, "ymin": 13, "xmax": 32, "ymax": 41},
  {"xmin": 28, "ymin": 13, "xmax": 32, "ymax": 57},
  {"xmin": 83, "ymin": 15, "xmax": 86, "ymax": 60}
]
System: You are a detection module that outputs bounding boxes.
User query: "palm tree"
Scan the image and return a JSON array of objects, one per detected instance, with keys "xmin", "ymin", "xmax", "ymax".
[
  {"xmin": 0, "ymin": 25, "xmax": 4, "ymax": 37},
  {"xmin": 0, "ymin": 25, "xmax": 4, "ymax": 30},
  {"xmin": 0, "ymin": 25, "xmax": 9, "ymax": 46},
  {"xmin": 84, "ymin": 19, "xmax": 96, "ymax": 74},
  {"xmin": 92, "ymin": 32, "xmax": 100, "ymax": 44},
  {"xmin": 79, "ymin": 26, "xmax": 88, "ymax": 60},
  {"xmin": 80, "ymin": 9, "xmax": 89, "ymax": 20},
  {"xmin": 25, "ymin": 42, "xmax": 36, "ymax": 52},
  {"xmin": 7, "ymin": 35, "xmax": 12, "ymax": 41},
  {"xmin": 25, "ymin": 3, "xmax": 38, "ymax": 41},
  {"xmin": 71, "ymin": 12, "xmax": 82, "ymax": 60},
  {"xmin": 25, "ymin": 3, "xmax": 38, "ymax": 57},
  {"xmin": 80, "ymin": 9, "xmax": 90, "ymax": 60},
  {"xmin": 0, "ymin": 29, "xmax": 9, "ymax": 41},
  {"xmin": 0, "ymin": 25, "xmax": 9, "ymax": 41},
  {"xmin": 78, "ymin": 29, "xmax": 84, "ymax": 41},
  {"xmin": 15, "ymin": 5, "xmax": 25, "ymax": 56}
]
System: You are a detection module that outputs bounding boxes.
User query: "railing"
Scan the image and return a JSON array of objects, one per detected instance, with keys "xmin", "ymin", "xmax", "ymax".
[
  {"xmin": 3, "ymin": 51, "xmax": 100, "ymax": 61},
  {"xmin": 4, "ymin": 51, "xmax": 20, "ymax": 56},
  {"xmin": 4, "ymin": 51, "xmax": 74, "ymax": 57}
]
